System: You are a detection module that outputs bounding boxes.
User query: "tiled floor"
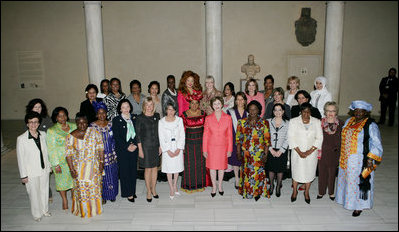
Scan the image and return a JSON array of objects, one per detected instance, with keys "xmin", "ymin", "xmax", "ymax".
[{"xmin": 1, "ymin": 121, "xmax": 397, "ymax": 231}]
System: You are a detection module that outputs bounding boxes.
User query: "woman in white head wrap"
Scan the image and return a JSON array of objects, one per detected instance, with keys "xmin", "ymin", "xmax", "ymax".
[{"xmin": 310, "ymin": 77, "xmax": 332, "ymax": 116}]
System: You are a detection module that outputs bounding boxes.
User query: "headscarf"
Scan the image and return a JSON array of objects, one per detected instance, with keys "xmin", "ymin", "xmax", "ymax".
[
  {"xmin": 348, "ymin": 100, "xmax": 373, "ymax": 112},
  {"xmin": 314, "ymin": 76, "xmax": 328, "ymax": 94},
  {"xmin": 92, "ymin": 101, "xmax": 108, "ymax": 113}
]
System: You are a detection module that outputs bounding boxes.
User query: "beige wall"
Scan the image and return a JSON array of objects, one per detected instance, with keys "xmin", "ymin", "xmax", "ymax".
[
  {"xmin": 1, "ymin": 1, "xmax": 397, "ymax": 119},
  {"xmin": 340, "ymin": 1, "xmax": 398, "ymax": 116}
]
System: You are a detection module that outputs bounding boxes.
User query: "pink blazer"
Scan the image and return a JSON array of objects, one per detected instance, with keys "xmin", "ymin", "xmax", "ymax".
[{"xmin": 203, "ymin": 111, "xmax": 233, "ymax": 169}]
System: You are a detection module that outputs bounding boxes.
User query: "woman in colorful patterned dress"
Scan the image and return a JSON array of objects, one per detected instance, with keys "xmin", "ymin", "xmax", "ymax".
[
  {"xmin": 65, "ymin": 113, "xmax": 104, "ymax": 218},
  {"xmin": 335, "ymin": 101, "xmax": 383, "ymax": 217},
  {"xmin": 47, "ymin": 107, "xmax": 76, "ymax": 212},
  {"xmin": 227, "ymin": 92, "xmax": 248, "ymax": 189},
  {"xmin": 236, "ymin": 100, "xmax": 270, "ymax": 201},
  {"xmin": 91, "ymin": 101, "xmax": 119, "ymax": 204}
]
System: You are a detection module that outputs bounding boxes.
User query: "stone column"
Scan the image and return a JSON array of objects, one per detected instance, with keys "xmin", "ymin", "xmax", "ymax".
[
  {"xmin": 84, "ymin": 1, "xmax": 105, "ymax": 87},
  {"xmin": 324, "ymin": 1, "xmax": 345, "ymax": 102},
  {"xmin": 205, "ymin": 1, "xmax": 223, "ymax": 90}
]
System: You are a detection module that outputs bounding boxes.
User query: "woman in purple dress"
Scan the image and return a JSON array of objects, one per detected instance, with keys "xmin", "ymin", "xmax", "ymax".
[
  {"xmin": 227, "ymin": 92, "xmax": 248, "ymax": 189},
  {"xmin": 90, "ymin": 101, "xmax": 119, "ymax": 203}
]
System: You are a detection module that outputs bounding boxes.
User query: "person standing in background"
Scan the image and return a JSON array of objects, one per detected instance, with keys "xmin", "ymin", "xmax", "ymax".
[
  {"xmin": 378, "ymin": 67, "xmax": 398, "ymax": 126},
  {"xmin": 162, "ymin": 75, "xmax": 179, "ymax": 116}
]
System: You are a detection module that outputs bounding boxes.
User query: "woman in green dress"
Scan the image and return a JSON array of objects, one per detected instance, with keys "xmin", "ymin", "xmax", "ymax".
[{"xmin": 47, "ymin": 107, "xmax": 76, "ymax": 212}]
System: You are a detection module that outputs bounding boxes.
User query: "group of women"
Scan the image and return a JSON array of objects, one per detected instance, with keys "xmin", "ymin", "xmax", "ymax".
[{"xmin": 16, "ymin": 71, "xmax": 383, "ymax": 222}]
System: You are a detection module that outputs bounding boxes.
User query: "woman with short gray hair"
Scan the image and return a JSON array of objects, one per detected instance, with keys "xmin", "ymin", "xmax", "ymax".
[{"xmin": 317, "ymin": 101, "xmax": 344, "ymax": 201}]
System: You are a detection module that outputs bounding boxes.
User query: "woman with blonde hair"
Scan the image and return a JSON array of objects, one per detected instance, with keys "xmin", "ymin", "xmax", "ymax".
[
  {"xmin": 285, "ymin": 76, "xmax": 300, "ymax": 107},
  {"xmin": 136, "ymin": 97, "xmax": 161, "ymax": 202},
  {"xmin": 200, "ymin": 75, "xmax": 222, "ymax": 115}
]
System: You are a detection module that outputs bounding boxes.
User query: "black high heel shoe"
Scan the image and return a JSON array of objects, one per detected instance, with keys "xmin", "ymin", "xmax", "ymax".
[
  {"xmin": 269, "ymin": 185, "xmax": 274, "ymax": 196},
  {"xmin": 211, "ymin": 192, "xmax": 216, "ymax": 198},
  {"xmin": 133, "ymin": 194, "xmax": 137, "ymax": 199},
  {"xmin": 127, "ymin": 197, "xmax": 135, "ymax": 203},
  {"xmin": 317, "ymin": 195, "xmax": 323, "ymax": 199},
  {"xmin": 304, "ymin": 193, "xmax": 310, "ymax": 204},
  {"xmin": 152, "ymin": 194, "xmax": 159, "ymax": 199},
  {"xmin": 291, "ymin": 192, "xmax": 297, "ymax": 202},
  {"xmin": 146, "ymin": 198, "xmax": 152, "ymax": 202},
  {"xmin": 276, "ymin": 186, "xmax": 281, "ymax": 198},
  {"xmin": 254, "ymin": 195, "xmax": 260, "ymax": 201},
  {"xmin": 219, "ymin": 191, "xmax": 224, "ymax": 196},
  {"xmin": 329, "ymin": 195, "xmax": 335, "ymax": 201}
]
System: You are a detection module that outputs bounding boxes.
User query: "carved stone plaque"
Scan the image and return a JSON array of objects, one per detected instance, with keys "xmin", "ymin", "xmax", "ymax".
[{"xmin": 295, "ymin": 8, "xmax": 317, "ymax": 47}]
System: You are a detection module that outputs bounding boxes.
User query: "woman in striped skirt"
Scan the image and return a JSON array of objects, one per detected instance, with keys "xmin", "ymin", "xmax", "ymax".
[
  {"xmin": 181, "ymin": 98, "xmax": 207, "ymax": 193},
  {"xmin": 91, "ymin": 102, "xmax": 119, "ymax": 203}
]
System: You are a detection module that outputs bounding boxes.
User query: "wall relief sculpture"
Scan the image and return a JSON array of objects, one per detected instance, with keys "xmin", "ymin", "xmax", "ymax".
[{"xmin": 295, "ymin": 8, "xmax": 317, "ymax": 47}]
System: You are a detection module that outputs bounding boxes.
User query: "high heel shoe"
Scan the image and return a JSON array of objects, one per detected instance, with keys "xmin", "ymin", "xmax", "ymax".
[
  {"xmin": 317, "ymin": 195, "xmax": 323, "ymax": 199},
  {"xmin": 254, "ymin": 195, "xmax": 260, "ymax": 201},
  {"xmin": 146, "ymin": 198, "xmax": 152, "ymax": 202},
  {"xmin": 219, "ymin": 191, "xmax": 224, "ymax": 196},
  {"xmin": 211, "ymin": 192, "xmax": 216, "ymax": 197},
  {"xmin": 329, "ymin": 195, "xmax": 335, "ymax": 201},
  {"xmin": 304, "ymin": 193, "xmax": 310, "ymax": 204},
  {"xmin": 291, "ymin": 192, "xmax": 297, "ymax": 202},
  {"xmin": 269, "ymin": 185, "xmax": 274, "ymax": 196},
  {"xmin": 127, "ymin": 197, "xmax": 135, "ymax": 203},
  {"xmin": 152, "ymin": 194, "xmax": 159, "ymax": 199},
  {"xmin": 276, "ymin": 186, "xmax": 281, "ymax": 198},
  {"xmin": 133, "ymin": 194, "xmax": 137, "ymax": 199},
  {"xmin": 169, "ymin": 195, "xmax": 174, "ymax": 200},
  {"xmin": 235, "ymin": 185, "xmax": 239, "ymax": 190}
]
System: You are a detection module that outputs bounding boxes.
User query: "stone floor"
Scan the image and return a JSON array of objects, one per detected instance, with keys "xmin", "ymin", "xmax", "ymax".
[{"xmin": 1, "ymin": 120, "xmax": 398, "ymax": 231}]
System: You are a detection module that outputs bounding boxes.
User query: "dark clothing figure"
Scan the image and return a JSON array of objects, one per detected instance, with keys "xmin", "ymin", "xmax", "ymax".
[
  {"xmin": 264, "ymin": 102, "xmax": 291, "ymax": 120},
  {"xmin": 291, "ymin": 105, "xmax": 322, "ymax": 119},
  {"xmin": 136, "ymin": 113, "xmax": 161, "ymax": 168},
  {"xmin": 80, "ymin": 98, "xmax": 102, "ymax": 124},
  {"xmin": 378, "ymin": 69, "xmax": 398, "ymax": 126},
  {"xmin": 112, "ymin": 114, "xmax": 138, "ymax": 198}
]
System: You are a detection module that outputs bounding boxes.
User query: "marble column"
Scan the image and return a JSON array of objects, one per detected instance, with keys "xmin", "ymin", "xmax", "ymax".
[
  {"xmin": 84, "ymin": 1, "xmax": 105, "ymax": 87},
  {"xmin": 324, "ymin": 1, "xmax": 345, "ymax": 102},
  {"xmin": 205, "ymin": 1, "xmax": 223, "ymax": 90}
]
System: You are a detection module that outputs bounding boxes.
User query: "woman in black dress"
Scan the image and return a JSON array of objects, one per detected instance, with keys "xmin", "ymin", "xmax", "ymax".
[
  {"xmin": 79, "ymin": 84, "xmax": 102, "ymax": 124},
  {"xmin": 112, "ymin": 99, "xmax": 138, "ymax": 203},
  {"xmin": 136, "ymin": 97, "xmax": 161, "ymax": 202}
]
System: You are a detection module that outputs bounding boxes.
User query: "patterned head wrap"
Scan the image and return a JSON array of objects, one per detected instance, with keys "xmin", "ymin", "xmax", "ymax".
[
  {"xmin": 349, "ymin": 100, "xmax": 373, "ymax": 112},
  {"xmin": 92, "ymin": 101, "xmax": 108, "ymax": 113}
]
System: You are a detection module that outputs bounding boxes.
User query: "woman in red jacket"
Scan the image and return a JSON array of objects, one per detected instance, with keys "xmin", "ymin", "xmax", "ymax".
[{"xmin": 203, "ymin": 96, "xmax": 233, "ymax": 197}]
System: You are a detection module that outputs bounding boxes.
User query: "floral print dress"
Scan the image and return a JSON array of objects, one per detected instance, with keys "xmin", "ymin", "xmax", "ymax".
[{"xmin": 236, "ymin": 118, "xmax": 270, "ymax": 199}]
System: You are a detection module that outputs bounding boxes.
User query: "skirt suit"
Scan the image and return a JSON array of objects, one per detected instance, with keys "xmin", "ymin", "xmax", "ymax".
[
  {"xmin": 202, "ymin": 112, "xmax": 233, "ymax": 170},
  {"xmin": 136, "ymin": 113, "xmax": 161, "ymax": 168},
  {"xmin": 158, "ymin": 116, "xmax": 185, "ymax": 173},
  {"xmin": 288, "ymin": 116, "xmax": 323, "ymax": 183}
]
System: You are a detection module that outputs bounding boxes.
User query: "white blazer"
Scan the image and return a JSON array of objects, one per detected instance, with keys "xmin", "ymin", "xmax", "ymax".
[{"xmin": 16, "ymin": 130, "xmax": 51, "ymax": 179}]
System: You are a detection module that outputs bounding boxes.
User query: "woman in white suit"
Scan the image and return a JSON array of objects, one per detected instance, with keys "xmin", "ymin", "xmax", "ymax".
[
  {"xmin": 159, "ymin": 102, "xmax": 185, "ymax": 200},
  {"xmin": 16, "ymin": 112, "xmax": 52, "ymax": 222},
  {"xmin": 288, "ymin": 103, "xmax": 323, "ymax": 204}
]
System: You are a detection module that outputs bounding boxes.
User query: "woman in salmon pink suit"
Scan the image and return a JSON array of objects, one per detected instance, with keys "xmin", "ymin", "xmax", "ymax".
[{"xmin": 203, "ymin": 96, "xmax": 233, "ymax": 197}]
